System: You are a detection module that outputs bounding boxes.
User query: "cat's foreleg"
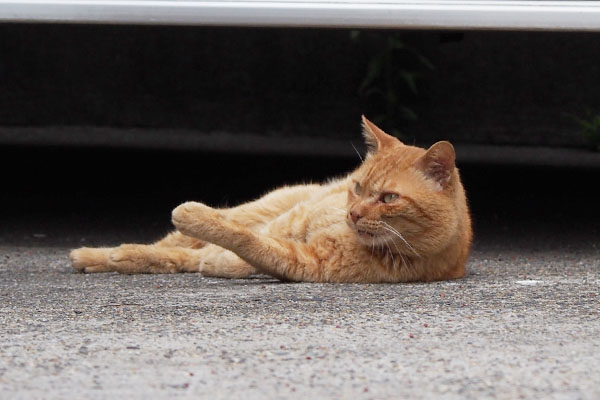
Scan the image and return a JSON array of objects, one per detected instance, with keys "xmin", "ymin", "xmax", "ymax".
[{"xmin": 172, "ymin": 202, "xmax": 324, "ymax": 282}]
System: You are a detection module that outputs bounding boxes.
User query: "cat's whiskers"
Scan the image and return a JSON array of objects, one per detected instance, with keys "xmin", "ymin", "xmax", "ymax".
[
  {"xmin": 385, "ymin": 242, "xmax": 396, "ymax": 270},
  {"xmin": 380, "ymin": 222, "xmax": 421, "ymax": 258},
  {"xmin": 350, "ymin": 142, "xmax": 364, "ymax": 162},
  {"xmin": 389, "ymin": 238, "xmax": 407, "ymax": 271},
  {"xmin": 399, "ymin": 252, "xmax": 408, "ymax": 272},
  {"xmin": 388, "ymin": 240, "xmax": 407, "ymax": 271},
  {"xmin": 403, "ymin": 249, "xmax": 418, "ymax": 276},
  {"xmin": 380, "ymin": 226, "xmax": 420, "ymax": 276},
  {"xmin": 382, "ymin": 243, "xmax": 395, "ymax": 270},
  {"xmin": 380, "ymin": 225, "xmax": 407, "ymax": 252},
  {"xmin": 371, "ymin": 232, "xmax": 401, "ymax": 272},
  {"xmin": 370, "ymin": 237, "xmax": 376, "ymax": 260}
]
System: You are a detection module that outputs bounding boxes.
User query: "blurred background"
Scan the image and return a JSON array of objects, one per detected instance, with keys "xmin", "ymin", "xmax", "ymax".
[{"xmin": 1, "ymin": 24, "xmax": 598, "ymax": 249}]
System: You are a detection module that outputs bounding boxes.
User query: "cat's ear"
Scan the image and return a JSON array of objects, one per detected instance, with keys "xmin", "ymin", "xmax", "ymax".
[
  {"xmin": 416, "ymin": 141, "xmax": 456, "ymax": 189},
  {"xmin": 361, "ymin": 115, "xmax": 398, "ymax": 153}
]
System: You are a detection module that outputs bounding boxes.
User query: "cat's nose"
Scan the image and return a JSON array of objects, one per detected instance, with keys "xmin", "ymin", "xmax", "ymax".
[{"xmin": 350, "ymin": 210, "xmax": 362, "ymax": 224}]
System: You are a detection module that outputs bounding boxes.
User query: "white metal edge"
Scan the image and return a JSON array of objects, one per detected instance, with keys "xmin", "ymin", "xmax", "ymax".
[{"xmin": 1, "ymin": 1, "xmax": 600, "ymax": 30}]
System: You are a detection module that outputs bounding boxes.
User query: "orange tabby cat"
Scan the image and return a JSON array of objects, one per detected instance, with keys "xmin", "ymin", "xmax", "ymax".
[{"xmin": 70, "ymin": 116, "xmax": 472, "ymax": 282}]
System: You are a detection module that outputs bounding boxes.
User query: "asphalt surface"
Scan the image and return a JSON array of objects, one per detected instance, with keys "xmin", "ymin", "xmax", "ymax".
[
  {"xmin": 2, "ymin": 244, "xmax": 599, "ymax": 400},
  {"xmin": 1, "ymin": 147, "xmax": 599, "ymax": 399}
]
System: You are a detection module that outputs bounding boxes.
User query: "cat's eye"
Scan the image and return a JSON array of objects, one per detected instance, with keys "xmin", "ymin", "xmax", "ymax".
[
  {"xmin": 354, "ymin": 182, "xmax": 362, "ymax": 195},
  {"xmin": 381, "ymin": 193, "xmax": 399, "ymax": 203}
]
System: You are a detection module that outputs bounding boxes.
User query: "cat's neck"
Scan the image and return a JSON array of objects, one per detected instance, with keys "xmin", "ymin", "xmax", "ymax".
[{"xmin": 372, "ymin": 245, "xmax": 418, "ymax": 272}]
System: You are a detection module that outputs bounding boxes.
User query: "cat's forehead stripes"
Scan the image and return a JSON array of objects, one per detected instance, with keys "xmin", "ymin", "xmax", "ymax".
[
  {"xmin": 358, "ymin": 147, "xmax": 422, "ymax": 191},
  {"xmin": 362, "ymin": 162, "xmax": 396, "ymax": 190}
]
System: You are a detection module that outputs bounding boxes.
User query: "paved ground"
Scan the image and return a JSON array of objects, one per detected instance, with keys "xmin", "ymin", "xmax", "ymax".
[
  {"xmin": 1, "ymin": 147, "xmax": 599, "ymax": 398},
  {"xmin": 1, "ymin": 242, "xmax": 599, "ymax": 400}
]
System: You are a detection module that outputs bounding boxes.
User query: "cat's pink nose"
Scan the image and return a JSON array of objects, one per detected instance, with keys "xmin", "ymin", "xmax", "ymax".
[{"xmin": 350, "ymin": 210, "xmax": 362, "ymax": 224}]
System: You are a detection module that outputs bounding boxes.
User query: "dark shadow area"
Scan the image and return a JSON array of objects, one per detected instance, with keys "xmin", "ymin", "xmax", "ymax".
[
  {"xmin": 2, "ymin": 24, "xmax": 600, "ymax": 148},
  {"xmin": 1, "ymin": 145, "xmax": 597, "ymax": 251}
]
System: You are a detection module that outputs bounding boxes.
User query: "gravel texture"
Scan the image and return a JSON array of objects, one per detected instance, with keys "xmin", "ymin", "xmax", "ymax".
[
  {"xmin": 1, "ymin": 147, "xmax": 599, "ymax": 398},
  {"xmin": 1, "ymin": 243, "xmax": 599, "ymax": 399}
]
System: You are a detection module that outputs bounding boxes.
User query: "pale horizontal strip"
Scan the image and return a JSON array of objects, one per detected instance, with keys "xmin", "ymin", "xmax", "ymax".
[
  {"xmin": 2, "ymin": 127, "xmax": 600, "ymax": 167},
  {"xmin": 1, "ymin": 1, "xmax": 600, "ymax": 31}
]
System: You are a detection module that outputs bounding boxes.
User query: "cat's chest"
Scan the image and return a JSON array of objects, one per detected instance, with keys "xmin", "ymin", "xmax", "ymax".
[
  {"xmin": 263, "ymin": 190, "xmax": 349, "ymax": 242},
  {"xmin": 304, "ymin": 189, "xmax": 347, "ymax": 229}
]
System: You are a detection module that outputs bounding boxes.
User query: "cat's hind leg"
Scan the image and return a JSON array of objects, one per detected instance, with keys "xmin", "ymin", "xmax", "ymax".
[
  {"xmin": 71, "ymin": 243, "xmax": 257, "ymax": 277},
  {"xmin": 70, "ymin": 229, "xmax": 205, "ymax": 273},
  {"xmin": 70, "ymin": 247, "xmax": 114, "ymax": 273},
  {"xmin": 195, "ymin": 244, "xmax": 257, "ymax": 278},
  {"xmin": 70, "ymin": 245, "xmax": 201, "ymax": 274},
  {"xmin": 153, "ymin": 231, "xmax": 206, "ymax": 249}
]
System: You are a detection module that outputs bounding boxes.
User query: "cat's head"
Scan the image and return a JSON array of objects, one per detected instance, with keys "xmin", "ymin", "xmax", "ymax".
[{"xmin": 346, "ymin": 116, "xmax": 464, "ymax": 255}]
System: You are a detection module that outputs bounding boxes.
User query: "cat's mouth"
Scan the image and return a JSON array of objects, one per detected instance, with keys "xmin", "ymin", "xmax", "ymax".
[
  {"xmin": 348, "ymin": 219, "xmax": 383, "ymax": 242},
  {"xmin": 357, "ymin": 229, "xmax": 378, "ymax": 238}
]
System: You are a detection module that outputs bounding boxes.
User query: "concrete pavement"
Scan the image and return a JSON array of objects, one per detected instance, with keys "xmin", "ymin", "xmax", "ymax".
[
  {"xmin": 1, "ymin": 147, "xmax": 599, "ymax": 398},
  {"xmin": 1, "ymin": 242, "xmax": 598, "ymax": 399}
]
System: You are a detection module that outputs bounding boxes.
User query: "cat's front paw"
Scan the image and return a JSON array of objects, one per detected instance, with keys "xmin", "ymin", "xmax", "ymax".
[
  {"xmin": 172, "ymin": 201, "xmax": 218, "ymax": 239},
  {"xmin": 172, "ymin": 201, "xmax": 212, "ymax": 225}
]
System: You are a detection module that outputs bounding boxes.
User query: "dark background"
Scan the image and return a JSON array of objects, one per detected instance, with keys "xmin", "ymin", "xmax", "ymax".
[
  {"xmin": 0, "ymin": 24, "xmax": 598, "ymax": 250},
  {"xmin": 1, "ymin": 145, "xmax": 597, "ymax": 251},
  {"xmin": 2, "ymin": 24, "xmax": 600, "ymax": 147}
]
